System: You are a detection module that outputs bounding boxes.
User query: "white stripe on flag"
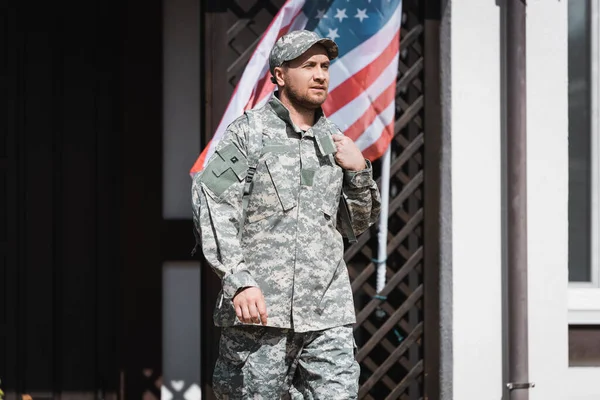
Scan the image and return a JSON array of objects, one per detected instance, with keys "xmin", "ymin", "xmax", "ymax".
[{"xmin": 354, "ymin": 100, "xmax": 396, "ymax": 151}]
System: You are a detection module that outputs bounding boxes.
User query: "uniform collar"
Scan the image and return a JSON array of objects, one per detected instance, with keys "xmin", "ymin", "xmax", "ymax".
[{"xmin": 268, "ymin": 93, "xmax": 326, "ymax": 137}]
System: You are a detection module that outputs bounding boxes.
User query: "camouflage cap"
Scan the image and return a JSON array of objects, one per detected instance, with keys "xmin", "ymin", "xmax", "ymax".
[{"xmin": 269, "ymin": 30, "xmax": 339, "ymax": 76}]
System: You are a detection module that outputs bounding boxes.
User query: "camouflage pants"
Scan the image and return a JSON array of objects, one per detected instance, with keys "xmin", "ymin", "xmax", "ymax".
[{"xmin": 213, "ymin": 324, "xmax": 359, "ymax": 399}]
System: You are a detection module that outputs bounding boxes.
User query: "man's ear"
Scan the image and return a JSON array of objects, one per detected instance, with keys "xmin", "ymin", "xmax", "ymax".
[{"xmin": 273, "ymin": 66, "xmax": 286, "ymax": 87}]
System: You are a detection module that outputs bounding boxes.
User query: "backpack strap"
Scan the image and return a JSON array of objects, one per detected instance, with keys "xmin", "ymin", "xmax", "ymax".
[{"xmin": 238, "ymin": 109, "xmax": 263, "ymax": 239}]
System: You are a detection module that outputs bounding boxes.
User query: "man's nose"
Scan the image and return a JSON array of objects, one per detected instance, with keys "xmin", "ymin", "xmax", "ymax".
[{"xmin": 313, "ymin": 67, "xmax": 327, "ymax": 82}]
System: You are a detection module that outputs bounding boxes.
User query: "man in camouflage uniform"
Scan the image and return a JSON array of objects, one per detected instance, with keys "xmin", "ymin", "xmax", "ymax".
[{"xmin": 192, "ymin": 30, "xmax": 381, "ymax": 399}]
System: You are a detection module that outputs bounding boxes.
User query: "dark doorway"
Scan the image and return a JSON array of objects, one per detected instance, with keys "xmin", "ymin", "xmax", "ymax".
[{"xmin": 2, "ymin": 0, "xmax": 166, "ymax": 398}]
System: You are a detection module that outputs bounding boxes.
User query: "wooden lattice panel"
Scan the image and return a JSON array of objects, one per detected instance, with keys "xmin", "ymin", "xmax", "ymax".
[
  {"xmin": 344, "ymin": 1, "xmax": 425, "ymax": 399},
  {"xmin": 223, "ymin": 0, "xmax": 287, "ymax": 88}
]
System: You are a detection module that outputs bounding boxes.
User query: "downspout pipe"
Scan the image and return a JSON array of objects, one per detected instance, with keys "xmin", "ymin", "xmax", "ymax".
[{"xmin": 505, "ymin": 1, "xmax": 533, "ymax": 399}]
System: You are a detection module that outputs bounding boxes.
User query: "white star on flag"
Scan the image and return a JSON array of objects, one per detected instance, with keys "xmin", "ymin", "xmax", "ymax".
[
  {"xmin": 355, "ymin": 9, "xmax": 368, "ymax": 22},
  {"xmin": 327, "ymin": 28, "xmax": 340, "ymax": 40},
  {"xmin": 334, "ymin": 8, "xmax": 348, "ymax": 22},
  {"xmin": 315, "ymin": 9, "xmax": 328, "ymax": 19}
]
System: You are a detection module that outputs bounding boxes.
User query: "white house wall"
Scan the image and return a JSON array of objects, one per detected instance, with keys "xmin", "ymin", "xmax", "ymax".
[
  {"xmin": 448, "ymin": 0, "xmax": 586, "ymax": 399},
  {"xmin": 526, "ymin": 1, "xmax": 570, "ymax": 400},
  {"xmin": 450, "ymin": 0, "xmax": 503, "ymax": 399}
]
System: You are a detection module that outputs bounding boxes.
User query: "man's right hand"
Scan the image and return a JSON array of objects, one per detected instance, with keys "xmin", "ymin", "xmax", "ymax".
[{"xmin": 232, "ymin": 287, "xmax": 268, "ymax": 325}]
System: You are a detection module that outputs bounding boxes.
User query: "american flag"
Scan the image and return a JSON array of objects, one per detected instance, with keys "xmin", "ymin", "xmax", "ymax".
[{"xmin": 190, "ymin": 0, "xmax": 402, "ymax": 175}]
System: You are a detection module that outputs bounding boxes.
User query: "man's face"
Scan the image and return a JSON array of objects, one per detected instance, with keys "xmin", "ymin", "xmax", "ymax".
[{"xmin": 275, "ymin": 44, "xmax": 330, "ymax": 109}]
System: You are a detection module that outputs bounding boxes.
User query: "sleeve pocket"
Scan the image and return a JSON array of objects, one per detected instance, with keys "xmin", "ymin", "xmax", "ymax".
[{"xmin": 202, "ymin": 144, "xmax": 247, "ymax": 197}]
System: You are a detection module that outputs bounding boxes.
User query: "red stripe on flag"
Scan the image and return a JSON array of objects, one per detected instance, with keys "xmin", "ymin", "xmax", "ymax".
[
  {"xmin": 245, "ymin": 74, "xmax": 275, "ymax": 111},
  {"xmin": 322, "ymin": 31, "xmax": 400, "ymax": 117},
  {"xmin": 190, "ymin": 146, "xmax": 210, "ymax": 176},
  {"xmin": 343, "ymin": 83, "xmax": 396, "ymax": 141},
  {"xmin": 362, "ymin": 121, "xmax": 395, "ymax": 161}
]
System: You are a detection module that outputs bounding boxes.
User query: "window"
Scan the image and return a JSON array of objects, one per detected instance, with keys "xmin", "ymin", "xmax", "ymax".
[{"xmin": 568, "ymin": 0, "xmax": 600, "ymax": 325}]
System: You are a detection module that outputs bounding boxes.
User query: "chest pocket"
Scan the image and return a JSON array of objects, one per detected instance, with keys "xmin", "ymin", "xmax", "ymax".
[{"xmin": 245, "ymin": 153, "xmax": 300, "ymax": 223}]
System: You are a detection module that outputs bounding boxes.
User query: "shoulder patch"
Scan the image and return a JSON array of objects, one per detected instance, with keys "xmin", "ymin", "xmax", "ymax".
[{"xmin": 201, "ymin": 143, "xmax": 247, "ymax": 197}]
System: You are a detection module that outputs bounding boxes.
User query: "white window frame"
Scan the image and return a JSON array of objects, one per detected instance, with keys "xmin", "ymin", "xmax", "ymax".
[{"xmin": 568, "ymin": 0, "xmax": 600, "ymax": 325}]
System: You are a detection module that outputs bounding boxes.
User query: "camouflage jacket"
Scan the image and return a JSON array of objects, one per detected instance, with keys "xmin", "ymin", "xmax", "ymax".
[{"xmin": 192, "ymin": 96, "xmax": 381, "ymax": 332}]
